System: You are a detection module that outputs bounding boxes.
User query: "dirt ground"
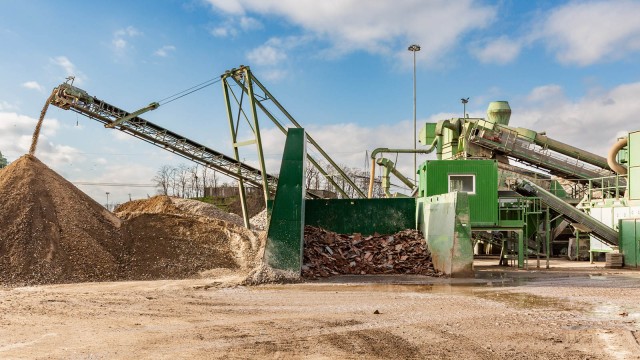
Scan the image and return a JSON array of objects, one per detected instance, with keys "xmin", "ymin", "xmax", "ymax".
[{"xmin": 1, "ymin": 258, "xmax": 640, "ymax": 360}]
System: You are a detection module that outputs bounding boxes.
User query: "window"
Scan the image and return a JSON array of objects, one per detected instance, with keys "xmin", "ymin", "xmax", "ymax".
[{"xmin": 448, "ymin": 174, "xmax": 475, "ymax": 194}]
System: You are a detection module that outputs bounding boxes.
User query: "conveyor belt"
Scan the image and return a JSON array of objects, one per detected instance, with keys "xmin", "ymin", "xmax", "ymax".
[
  {"xmin": 515, "ymin": 179, "xmax": 618, "ymax": 246},
  {"xmin": 49, "ymin": 83, "xmax": 278, "ymax": 194},
  {"xmin": 469, "ymin": 126, "xmax": 616, "ymax": 184}
]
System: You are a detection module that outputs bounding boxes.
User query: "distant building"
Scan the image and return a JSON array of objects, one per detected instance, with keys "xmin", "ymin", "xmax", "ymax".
[{"xmin": 0, "ymin": 151, "xmax": 7, "ymax": 169}]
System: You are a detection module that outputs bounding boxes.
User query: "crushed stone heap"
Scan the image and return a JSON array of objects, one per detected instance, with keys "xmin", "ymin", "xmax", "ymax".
[
  {"xmin": 0, "ymin": 155, "xmax": 264, "ymax": 286},
  {"xmin": 115, "ymin": 195, "xmax": 245, "ymax": 227},
  {"xmin": 302, "ymin": 226, "xmax": 439, "ymax": 278},
  {"xmin": 0, "ymin": 155, "xmax": 125, "ymax": 285}
]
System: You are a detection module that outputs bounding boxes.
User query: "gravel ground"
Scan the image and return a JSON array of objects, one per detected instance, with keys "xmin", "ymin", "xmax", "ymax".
[{"xmin": 1, "ymin": 259, "xmax": 639, "ymax": 359}]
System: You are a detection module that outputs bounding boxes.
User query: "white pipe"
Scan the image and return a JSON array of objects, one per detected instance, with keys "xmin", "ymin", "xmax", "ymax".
[{"xmin": 607, "ymin": 137, "xmax": 628, "ymax": 175}]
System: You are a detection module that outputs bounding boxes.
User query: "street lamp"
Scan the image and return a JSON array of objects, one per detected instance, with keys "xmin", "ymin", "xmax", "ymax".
[
  {"xmin": 106, "ymin": 192, "xmax": 110, "ymax": 210},
  {"xmin": 408, "ymin": 44, "xmax": 421, "ymax": 185},
  {"xmin": 461, "ymin": 97, "xmax": 469, "ymax": 118}
]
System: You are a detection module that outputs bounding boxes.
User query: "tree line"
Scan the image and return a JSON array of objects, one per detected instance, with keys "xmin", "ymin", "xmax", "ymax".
[{"xmin": 152, "ymin": 161, "xmax": 385, "ymax": 199}]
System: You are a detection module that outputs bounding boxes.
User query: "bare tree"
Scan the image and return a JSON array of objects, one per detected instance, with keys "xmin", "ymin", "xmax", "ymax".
[
  {"xmin": 305, "ymin": 162, "xmax": 321, "ymax": 190},
  {"xmin": 153, "ymin": 165, "xmax": 172, "ymax": 195},
  {"xmin": 175, "ymin": 164, "xmax": 190, "ymax": 198},
  {"xmin": 189, "ymin": 165, "xmax": 200, "ymax": 198}
]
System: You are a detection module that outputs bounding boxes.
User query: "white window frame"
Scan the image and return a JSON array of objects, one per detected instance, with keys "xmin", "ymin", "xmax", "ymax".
[{"xmin": 448, "ymin": 174, "xmax": 476, "ymax": 195}]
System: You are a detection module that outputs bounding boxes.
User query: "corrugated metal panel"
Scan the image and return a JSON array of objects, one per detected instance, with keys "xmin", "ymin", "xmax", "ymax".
[
  {"xmin": 630, "ymin": 131, "xmax": 640, "ymax": 200},
  {"xmin": 425, "ymin": 160, "xmax": 498, "ymax": 226},
  {"xmin": 305, "ymin": 198, "xmax": 415, "ymax": 235},
  {"xmin": 619, "ymin": 218, "xmax": 640, "ymax": 267}
]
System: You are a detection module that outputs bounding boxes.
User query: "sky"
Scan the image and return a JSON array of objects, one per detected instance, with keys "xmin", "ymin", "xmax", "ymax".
[{"xmin": 1, "ymin": 0, "xmax": 640, "ymax": 205}]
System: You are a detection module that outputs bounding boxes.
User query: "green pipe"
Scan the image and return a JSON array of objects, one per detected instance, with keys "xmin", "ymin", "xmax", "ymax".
[
  {"xmin": 376, "ymin": 157, "xmax": 416, "ymax": 197},
  {"xmin": 533, "ymin": 133, "xmax": 610, "ymax": 170},
  {"xmin": 435, "ymin": 118, "xmax": 461, "ymax": 137},
  {"xmin": 368, "ymin": 139, "xmax": 437, "ymax": 198}
]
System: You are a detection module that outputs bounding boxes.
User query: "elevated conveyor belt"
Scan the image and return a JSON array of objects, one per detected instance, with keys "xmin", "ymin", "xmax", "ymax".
[
  {"xmin": 49, "ymin": 83, "xmax": 278, "ymax": 194},
  {"xmin": 468, "ymin": 124, "xmax": 623, "ymax": 188},
  {"xmin": 515, "ymin": 179, "xmax": 618, "ymax": 246}
]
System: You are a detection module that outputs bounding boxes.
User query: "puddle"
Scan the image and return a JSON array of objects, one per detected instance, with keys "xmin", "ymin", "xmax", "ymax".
[
  {"xmin": 473, "ymin": 291, "xmax": 581, "ymax": 311},
  {"xmin": 255, "ymin": 273, "xmax": 534, "ymax": 294},
  {"xmin": 591, "ymin": 303, "xmax": 640, "ymax": 320}
]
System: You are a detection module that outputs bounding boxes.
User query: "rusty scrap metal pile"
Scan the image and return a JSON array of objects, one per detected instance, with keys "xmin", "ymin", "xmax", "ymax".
[{"xmin": 302, "ymin": 226, "xmax": 439, "ymax": 278}]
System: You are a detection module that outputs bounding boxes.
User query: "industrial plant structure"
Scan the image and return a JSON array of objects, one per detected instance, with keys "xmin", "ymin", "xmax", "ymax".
[{"xmin": 45, "ymin": 66, "xmax": 640, "ymax": 276}]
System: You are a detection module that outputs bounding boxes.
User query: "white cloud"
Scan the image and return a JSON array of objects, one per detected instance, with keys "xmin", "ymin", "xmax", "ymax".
[
  {"xmin": 205, "ymin": 0, "xmax": 496, "ymax": 64},
  {"xmin": 210, "ymin": 16, "xmax": 261, "ymax": 38},
  {"xmin": 115, "ymin": 26, "xmax": 142, "ymax": 38},
  {"xmin": 50, "ymin": 56, "xmax": 86, "ymax": 84},
  {"xmin": 510, "ymin": 82, "xmax": 640, "ymax": 156},
  {"xmin": 247, "ymin": 44, "xmax": 286, "ymax": 66},
  {"xmin": 535, "ymin": 0, "xmax": 640, "ymax": 66},
  {"xmin": 210, "ymin": 25, "xmax": 235, "ymax": 38},
  {"xmin": 0, "ymin": 111, "xmax": 78, "ymax": 168},
  {"xmin": 154, "ymin": 45, "xmax": 176, "ymax": 57},
  {"xmin": 22, "ymin": 81, "xmax": 44, "ymax": 92},
  {"xmin": 472, "ymin": 36, "xmax": 522, "ymax": 65},
  {"xmin": 111, "ymin": 26, "xmax": 142, "ymax": 57},
  {"xmin": 0, "ymin": 100, "xmax": 18, "ymax": 111},
  {"xmin": 245, "ymin": 36, "xmax": 311, "ymax": 78},
  {"xmin": 239, "ymin": 16, "xmax": 261, "ymax": 31},
  {"xmin": 112, "ymin": 38, "xmax": 127, "ymax": 49},
  {"xmin": 206, "ymin": 0, "xmax": 245, "ymax": 15}
]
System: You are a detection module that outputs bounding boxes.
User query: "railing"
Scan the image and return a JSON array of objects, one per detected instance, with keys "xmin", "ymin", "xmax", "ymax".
[
  {"xmin": 586, "ymin": 174, "xmax": 627, "ymax": 203},
  {"xmin": 468, "ymin": 123, "xmax": 617, "ymax": 185}
]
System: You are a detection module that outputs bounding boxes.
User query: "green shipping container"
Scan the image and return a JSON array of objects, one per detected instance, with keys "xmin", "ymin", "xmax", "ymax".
[{"xmin": 421, "ymin": 160, "xmax": 498, "ymax": 227}]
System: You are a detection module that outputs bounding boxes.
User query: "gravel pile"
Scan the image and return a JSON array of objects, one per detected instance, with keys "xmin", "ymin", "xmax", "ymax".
[
  {"xmin": 250, "ymin": 209, "xmax": 268, "ymax": 230},
  {"xmin": 115, "ymin": 196, "xmax": 245, "ymax": 227},
  {"xmin": 0, "ymin": 155, "xmax": 263, "ymax": 286},
  {"xmin": 0, "ymin": 155, "xmax": 125, "ymax": 285}
]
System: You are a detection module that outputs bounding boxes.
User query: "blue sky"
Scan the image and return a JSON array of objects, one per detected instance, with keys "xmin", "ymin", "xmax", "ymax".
[{"xmin": 1, "ymin": 0, "xmax": 640, "ymax": 204}]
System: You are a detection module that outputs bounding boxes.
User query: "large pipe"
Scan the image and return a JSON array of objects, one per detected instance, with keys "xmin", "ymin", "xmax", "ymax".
[
  {"xmin": 533, "ymin": 133, "xmax": 610, "ymax": 170},
  {"xmin": 376, "ymin": 157, "xmax": 416, "ymax": 197},
  {"xmin": 435, "ymin": 118, "xmax": 461, "ymax": 138},
  {"xmin": 607, "ymin": 137, "xmax": 628, "ymax": 175},
  {"xmin": 367, "ymin": 139, "xmax": 437, "ymax": 198}
]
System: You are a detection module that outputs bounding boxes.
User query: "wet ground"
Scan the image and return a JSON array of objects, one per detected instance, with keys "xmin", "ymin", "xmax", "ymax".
[{"xmin": 1, "ymin": 257, "xmax": 639, "ymax": 359}]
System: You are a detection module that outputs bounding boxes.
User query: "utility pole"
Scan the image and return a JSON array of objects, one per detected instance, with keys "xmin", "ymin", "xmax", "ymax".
[
  {"xmin": 408, "ymin": 44, "xmax": 421, "ymax": 185},
  {"xmin": 461, "ymin": 97, "xmax": 469, "ymax": 118}
]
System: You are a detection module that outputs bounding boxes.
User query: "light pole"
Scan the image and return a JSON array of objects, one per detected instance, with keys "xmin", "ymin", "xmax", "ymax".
[
  {"xmin": 408, "ymin": 44, "xmax": 421, "ymax": 185},
  {"xmin": 106, "ymin": 192, "xmax": 110, "ymax": 211},
  {"xmin": 461, "ymin": 97, "xmax": 469, "ymax": 118}
]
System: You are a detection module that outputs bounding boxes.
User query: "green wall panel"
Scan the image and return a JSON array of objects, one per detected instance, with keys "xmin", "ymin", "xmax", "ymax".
[
  {"xmin": 305, "ymin": 198, "xmax": 415, "ymax": 235},
  {"xmin": 423, "ymin": 160, "xmax": 498, "ymax": 227},
  {"xmin": 265, "ymin": 128, "xmax": 306, "ymax": 272},
  {"xmin": 629, "ymin": 131, "xmax": 640, "ymax": 167},
  {"xmin": 619, "ymin": 218, "xmax": 640, "ymax": 268}
]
